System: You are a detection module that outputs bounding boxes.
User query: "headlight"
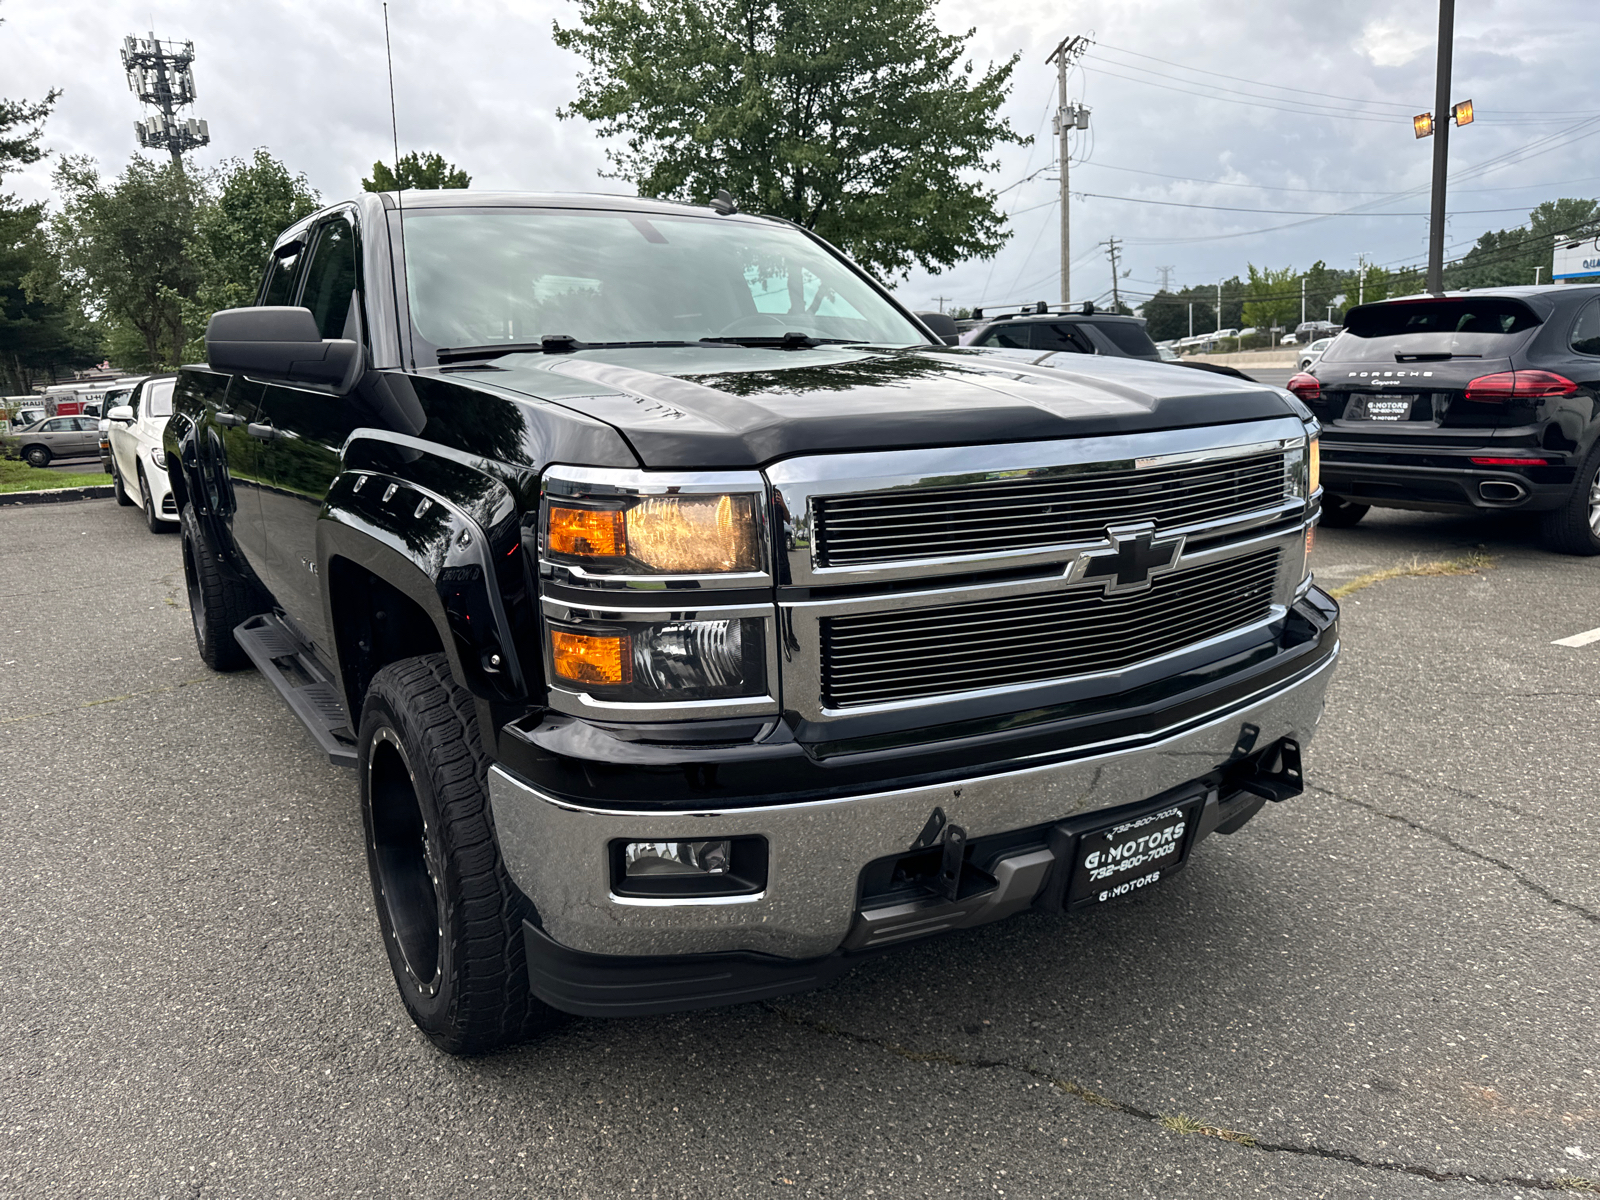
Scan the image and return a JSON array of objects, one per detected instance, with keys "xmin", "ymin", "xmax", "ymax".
[
  {"xmin": 151, "ymin": 446, "xmax": 167, "ymax": 469},
  {"xmin": 548, "ymin": 617, "xmax": 766, "ymax": 702}
]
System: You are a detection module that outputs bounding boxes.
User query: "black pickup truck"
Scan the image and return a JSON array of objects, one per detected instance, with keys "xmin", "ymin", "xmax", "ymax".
[{"xmin": 167, "ymin": 191, "xmax": 1339, "ymax": 1054}]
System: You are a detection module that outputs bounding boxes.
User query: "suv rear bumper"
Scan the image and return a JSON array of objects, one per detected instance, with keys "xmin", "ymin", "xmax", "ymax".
[
  {"xmin": 1322, "ymin": 441, "xmax": 1575, "ymax": 513},
  {"xmin": 487, "ymin": 595, "xmax": 1338, "ymax": 988}
]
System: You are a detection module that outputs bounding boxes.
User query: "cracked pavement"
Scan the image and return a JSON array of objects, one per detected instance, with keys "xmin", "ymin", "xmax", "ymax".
[{"xmin": 3, "ymin": 499, "xmax": 1598, "ymax": 1198}]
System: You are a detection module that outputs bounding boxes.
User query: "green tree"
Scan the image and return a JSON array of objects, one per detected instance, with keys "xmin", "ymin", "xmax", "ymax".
[
  {"xmin": 1446, "ymin": 198, "xmax": 1600, "ymax": 289},
  {"xmin": 361, "ymin": 151, "xmax": 471, "ymax": 192},
  {"xmin": 51, "ymin": 155, "xmax": 207, "ymax": 370},
  {"xmin": 1242, "ymin": 264, "xmax": 1299, "ymax": 339},
  {"xmin": 553, "ymin": 0, "xmax": 1027, "ymax": 279},
  {"xmin": 198, "ymin": 149, "xmax": 321, "ymax": 312}
]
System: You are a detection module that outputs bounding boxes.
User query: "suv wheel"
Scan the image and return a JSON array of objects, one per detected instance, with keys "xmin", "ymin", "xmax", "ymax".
[
  {"xmin": 1320, "ymin": 495, "xmax": 1370, "ymax": 528},
  {"xmin": 180, "ymin": 504, "xmax": 259, "ymax": 670},
  {"xmin": 1540, "ymin": 444, "xmax": 1600, "ymax": 556},
  {"xmin": 358, "ymin": 654, "xmax": 563, "ymax": 1055},
  {"xmin": 24, "ymin": 445, "xmax": 49, "ymax": 469}
]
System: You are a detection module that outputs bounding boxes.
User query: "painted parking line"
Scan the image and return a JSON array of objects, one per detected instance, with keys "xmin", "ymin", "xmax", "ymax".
[{"xmin": 1552, "ymin": 626, "xmax": 1600, "ymax": 648}]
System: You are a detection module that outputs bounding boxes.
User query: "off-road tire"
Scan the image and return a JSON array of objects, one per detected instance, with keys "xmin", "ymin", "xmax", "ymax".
[
  {"xmin": 112, "ymin": 461, "xmax": 134, "ymax": 506},
  {"xmin": 23, "ymin": 445, "xmax": 49, "ymax": 469},
  {"xmin": 180, "ymin": 503, "xmax": 258, "ymax": 670},
  {"xmin": 1320, "ymin": 495, "xmax": 1370, "ymax": 528},
  {"xmin": 358, "ymin": 654, "xmax": 563, "ymax": 1055},
  {"xmin": 139, "ymin": 467, "xmax": 168, "ymax": 534},
  {"xmin": 1539, "ymin": 443, "xmax": 1600, "ymax": 556}
]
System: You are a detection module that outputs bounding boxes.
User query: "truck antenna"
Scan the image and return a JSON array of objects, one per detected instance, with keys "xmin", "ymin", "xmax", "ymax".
[{"xmin": 383, "ymin": 2, "xmax": 414, "ymax": 368}]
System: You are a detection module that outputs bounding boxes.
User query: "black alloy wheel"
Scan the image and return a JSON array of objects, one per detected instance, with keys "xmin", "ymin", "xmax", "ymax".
[
  {"xmin": 24, "ymin": 445, "xmax": 49, "ymax": 469},
  {"xmin": 1540, "ymin": 443, "xmax": 1600, "ymax": 556},
  {"xmin": 179, "ymin": 504, "xmax": 257, "ymax": 671},
  {"xmin": 112, "ymin": 461, "xmax": 135, "ymax": 506},
  {"xmin": 358, "ymin": 654, "xmax": 562, "ymax": 1055},
  {"xmin": 1319, "ymin": 495, "xmax": 1370, "ymax": 528}
]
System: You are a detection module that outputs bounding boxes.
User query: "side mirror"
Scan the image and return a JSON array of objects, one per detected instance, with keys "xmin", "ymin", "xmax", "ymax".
[
  {"xmin": 915, "ymin": 311, "xmax": 961, "ymax": 346},
  {"xmin": 107, "ymin": 405, "xmax": 135, "ymax": 423},
  {"xmin": 206, "ymin": 306, "xmax": 362, "ymax": 395}
]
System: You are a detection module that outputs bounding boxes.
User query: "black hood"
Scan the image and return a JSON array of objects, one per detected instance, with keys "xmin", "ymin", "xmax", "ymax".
[{"xmin": 430, "ymin": 344, "xmax": 1301, "ymax": 469}]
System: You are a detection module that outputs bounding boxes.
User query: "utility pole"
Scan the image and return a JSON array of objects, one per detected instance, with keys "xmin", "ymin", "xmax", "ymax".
[
  {"xmin": 1105, "ymin": 239, "xmax": 1122, "ymax": 311},
  {"xmin": 1534, "ymin": 266, "xmax": 1543, "ymax": 285},
  {"xmin": 1300, "ymin": 275, "xmax": 1307, "ymax": 327},
  {"xmin": 1216, "ymin": 282, "xmax": 1222, "ymax": 334},
  {"xmin": 933, "ymin": 295, "xmax": 951, "ymax": 314},
  {"xmin": 1425, "ymin": 0, "xmax": 1455, "ymax": 294},
  {"xmin": 1046, "ymin": 34, "xmax": 1090, "ymax": 307},
  {"xmin": 1188, "ymin": 302, "xmax": 1194, "ymax": 338},
  {"xmin": 121, "ymin": 32, "xmax": 210, "ymax": 168}
]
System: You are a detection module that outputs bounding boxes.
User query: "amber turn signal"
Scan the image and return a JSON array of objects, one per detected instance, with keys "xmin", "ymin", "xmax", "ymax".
[
  {"xmin": 550, "ymin": 629, "xmax": 632, "ymax": 686},
  {"xmin": 1309, "ymin": 438, "xmax": 1320, "ymax": 494},
  {"xmin": 548, "ymin": 505, "xmax": 626, "ymax": 559}
]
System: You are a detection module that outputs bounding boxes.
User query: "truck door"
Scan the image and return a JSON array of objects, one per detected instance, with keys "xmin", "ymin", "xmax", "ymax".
[{"xmin": 251, "ymin": 212, "xmax": 365, "ymax": 659}]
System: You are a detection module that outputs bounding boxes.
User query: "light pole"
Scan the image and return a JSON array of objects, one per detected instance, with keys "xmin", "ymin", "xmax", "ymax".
[{"xmin": 1412, "ymin": 1, "xmax": 1473, "ymax": 293}]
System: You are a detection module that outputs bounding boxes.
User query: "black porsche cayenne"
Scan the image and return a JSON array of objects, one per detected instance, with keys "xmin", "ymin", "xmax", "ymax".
[{"xmin": 1288, "ymin": 285, "xmax": 1600, "ymax": 554}]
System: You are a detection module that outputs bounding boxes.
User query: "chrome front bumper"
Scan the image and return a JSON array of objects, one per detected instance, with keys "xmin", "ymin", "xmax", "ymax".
[{"xmin": 488, "ymin": 648, "xmax": 1337, "ymax": 960}]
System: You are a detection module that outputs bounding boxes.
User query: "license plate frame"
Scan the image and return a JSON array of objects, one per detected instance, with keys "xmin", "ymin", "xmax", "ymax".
[
  {"xmin": 1063, "ymin": 795, "xmax": 1203, "ymax": 911},
  {"xmin": 1360, "ymin": 395, "xmax": 1416, "ymax": 421}
]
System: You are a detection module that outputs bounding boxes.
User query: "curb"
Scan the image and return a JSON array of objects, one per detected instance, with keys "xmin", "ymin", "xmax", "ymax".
[{"xmin": 0, "ymin": 484, "xmax": 117, "ymax": 507}]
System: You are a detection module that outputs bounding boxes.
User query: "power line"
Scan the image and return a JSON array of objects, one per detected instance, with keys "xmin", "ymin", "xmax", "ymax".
[
  {"xmin": 1072, "ymin": 160, "xmax": 1600, "ymax": 198},
  {"xmin": 1072, "ymin": 192, "xmax": 1551, "ymax": 217},
  {"xmin": 1079, "ymin": 62, "xmax": 1405, "ymax": 124}
]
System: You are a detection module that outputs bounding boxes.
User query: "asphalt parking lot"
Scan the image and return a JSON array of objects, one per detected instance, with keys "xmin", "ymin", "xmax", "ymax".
[{"xmin": 4, "ymin": 497, "xmax": 1598, "ymax": 1199}]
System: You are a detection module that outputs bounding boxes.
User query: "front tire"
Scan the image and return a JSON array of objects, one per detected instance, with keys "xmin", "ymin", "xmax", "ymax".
[
  {"xmin": 1540, "ymin": 444, "xmax": 1600, "ymax": 555},
  {"xmin": 139, "ymin": 467, "xmax": 168, "ymax": 534},
  {"xmin": 359, "ymin": 654, "xmax": 563, "ymax": 1055},
  {"xmin": 180, "ymin": 504, "xmax": 259, "ymax": 670},
  {"xmin": 24, "ymin": 446, "xmax": 49, "ymax": 469},
  {"xmin": 112, "ymin": 462, "xmax": 135, "ymax": 506},
  {"xmin": 1320, "ymin": 495, "xmax": 1370, "ymax": 528}
]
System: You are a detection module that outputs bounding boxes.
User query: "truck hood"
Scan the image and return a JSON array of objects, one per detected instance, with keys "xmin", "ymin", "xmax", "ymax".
[{"xmin": 434, "ymin": 344, "xmax": 1299, "ymax": 468}]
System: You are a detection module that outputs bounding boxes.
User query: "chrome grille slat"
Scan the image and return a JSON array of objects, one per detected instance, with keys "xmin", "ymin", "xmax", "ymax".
[
  {"xmin": 820, "ymin": 549, "xmax": 1280, "ymax": 707},
  {"xmin": 814, "ymin": 452, "xmax": 1288, "ymax": 567}
]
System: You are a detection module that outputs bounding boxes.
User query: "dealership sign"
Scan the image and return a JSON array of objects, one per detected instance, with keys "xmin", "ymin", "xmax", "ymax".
[{"xmin": 1554, "ymin": 233, "xmax": 1600, "ymax": 281}]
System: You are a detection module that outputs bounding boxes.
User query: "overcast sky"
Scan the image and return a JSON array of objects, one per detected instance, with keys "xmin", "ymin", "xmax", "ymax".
[{"xmin": 4, "ymin": 0, "xmax": 1598, "ymax": 317}]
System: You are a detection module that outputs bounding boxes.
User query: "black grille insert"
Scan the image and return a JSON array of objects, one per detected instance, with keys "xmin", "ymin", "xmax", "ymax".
[
  {"xmin": 813, "ymin": 451, "xmax": 1288, "ymax": 567},
  {"xmin": 820, "ymin": 548, "xmax": 1281, "ymax": 707}
]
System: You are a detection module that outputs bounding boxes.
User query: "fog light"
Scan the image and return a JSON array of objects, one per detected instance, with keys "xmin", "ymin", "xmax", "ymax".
[{"xmin": 623, "ymin": 840, "xmax": 731, "ymax": 878}]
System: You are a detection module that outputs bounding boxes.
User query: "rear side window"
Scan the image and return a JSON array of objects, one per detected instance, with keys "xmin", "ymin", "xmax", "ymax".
[
  {"xmin": 301, "ymin": 219, "xmax": 360, "ymax": 340},
  {"xmin": 1093, "ymin": 321, "xmax": 1159, "ymax": 356},
  {"xmin": 1033, "ymin": 323, "xmax": 1093, "ymax": 353},
  {"xmin": 1571, "ymin": 300, "xmax": 1600, "ymax": 356},
  {"xmin": 260, "ymin": 244, "xmax": 305, "ymax": 306},
  {"xmin": 1329, "ymin": 298, "xmax": 1542, "ymax": 363},
  {"xmin": 972, "ymin": 322, "xmax": 1032, "ymax": 350}
]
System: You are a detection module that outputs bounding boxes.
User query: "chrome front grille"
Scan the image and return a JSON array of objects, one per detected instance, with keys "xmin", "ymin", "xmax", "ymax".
[
  {"xmin": 819, "ymin": 548, "xmax": 1281, "ymax": 708},
  {"xmin": 812, "ymin": 451, "xmax": 1287, "ymax": 568}
]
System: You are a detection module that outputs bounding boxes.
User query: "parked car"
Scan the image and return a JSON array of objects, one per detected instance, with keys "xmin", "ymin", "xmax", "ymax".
[
  {"xmin": 1288, "ymin": 286, "xmax": 1600, "ymax": 552},
  {"xmin": 5, "ymin": 415, "xmax": 102, "ymax": 467},
  {"xmin": 168, "ymin": 190, "xmax": 1335, "ymax": 1052},
  {"xmin": 107, "ymin": 374, "xmax": 178, "ymax": 532},
  {"xmin": 962, "ymin": 304, "xmax": 1255, "ymax": 380},
  {"xmin": 1297, "ymin": 337, "xmax": 1334, "ymax": 373}
]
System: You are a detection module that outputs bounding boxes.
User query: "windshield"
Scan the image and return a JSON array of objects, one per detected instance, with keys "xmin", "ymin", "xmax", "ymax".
[
  {"xmin": 400, "ymin": 208, "xmax": 923, "ymax": 352},
  {"xmin": 1325, "ymin": 298, "xmax": 1542, "ymax": 362}
]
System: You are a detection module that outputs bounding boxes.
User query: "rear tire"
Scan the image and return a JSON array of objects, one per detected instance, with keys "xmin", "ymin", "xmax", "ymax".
[
  {"xmin": 24, "ymin": 446, "xmax": 49, "ymax": 469},
  {"xmin": 180, "ymin": 503, "xmax": 259, "ymax": 671},
  {"xmin": 1539, "ymin": 444, "xmax": 1600, "ymax": 556},
  {"xmin": 112, "ymin": 462, "xmax": 135, "ymax": 506},
  {"xmin": 1320, "ymin": 495, "xmax": 1370, "ymax": 528},
  {"xmin": 359, "ymin": 654, "xmax": 563, "ymax": 1055}
]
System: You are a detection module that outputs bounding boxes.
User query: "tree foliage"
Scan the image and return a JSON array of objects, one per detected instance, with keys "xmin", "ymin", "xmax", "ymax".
[
  {"xmin": 1242, "ymin": 263, "xmax": 1301, "ymax": 334},
  {"xmin": 362, "ymin": 152, "xmax": 471, "ymax": 192},
  {"xmin": 553, "ymin": 0, "xmax": 1027, "ymax": 279},
  {"xmin": 1445, "ymin": 198, "xmax": 1600, "ymax": 289},
  {"xmin": 198, "ymin": 149, "xmax": 321, "ymax": 312}
]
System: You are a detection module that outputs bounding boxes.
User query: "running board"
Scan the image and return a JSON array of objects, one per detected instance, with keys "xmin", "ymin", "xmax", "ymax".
[{"xmin": 233, "ymin": 613, "xmax": 358, "ymax": 768}]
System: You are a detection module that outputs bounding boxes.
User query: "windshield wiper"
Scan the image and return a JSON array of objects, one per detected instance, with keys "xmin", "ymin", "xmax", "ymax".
[
  {"xmin": 703, "ymin": 333, "xmax": 855, "ymax": 349},
  {"xmin": 437, "ymin": 337, "xmax": 716, "ymax": 364}
]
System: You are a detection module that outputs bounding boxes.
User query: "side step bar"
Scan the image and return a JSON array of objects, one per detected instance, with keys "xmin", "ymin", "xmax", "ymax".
[{"xmin": 233, "ymin": 613, "xmax": 358, "ymax": 768}]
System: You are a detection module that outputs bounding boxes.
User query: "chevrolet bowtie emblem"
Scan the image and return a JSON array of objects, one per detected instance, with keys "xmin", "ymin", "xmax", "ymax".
[{"xmin": 1076, "ymin": 523, "xmax": 1184, "ymax": 594}]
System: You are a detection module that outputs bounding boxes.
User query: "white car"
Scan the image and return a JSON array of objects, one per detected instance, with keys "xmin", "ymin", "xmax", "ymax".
[
  {"xmin": 107, "ymin": 374, "xmax": 178, "ymax": 533},
  {"xmin": 1297, "ymin": 337, "xmax": 1335, "ymax": 372}
]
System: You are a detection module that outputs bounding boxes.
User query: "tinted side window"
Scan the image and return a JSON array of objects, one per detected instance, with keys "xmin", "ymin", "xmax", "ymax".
[
  {"xmin": 44, "ymin": 418, "xmax": 72, "ymax": 431},
  {"xmin": 1095, "ymin": 321, "xmax": 1160, "ymax": 357},
  {"xmin": 1033, "ymin": 323, "xmax": 1092, "ymax": 353},
  {"xmin": 260, "ymin": 245, "xmax": 305, "ymax": 306},
  {"xmin": 973, "ymin": 323, "xmax": 1032, "ymax": 350},
  {"xmin": 1571, "ymin": 300, "xmax": 1600, "ymax": 356},
  {"xmin": 301, "ymin": 219, "xmax": 360, "ymax": 340}
]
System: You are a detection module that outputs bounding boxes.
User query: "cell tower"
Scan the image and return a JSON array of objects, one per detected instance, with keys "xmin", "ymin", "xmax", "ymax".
[{"xmin": 120, "ymin": 33, "xmax": 210, "ymax": 167}]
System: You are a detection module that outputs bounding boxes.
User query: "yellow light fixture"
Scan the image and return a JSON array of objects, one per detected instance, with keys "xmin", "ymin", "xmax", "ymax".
[
  {"xmin": 624, "ymin": 494, "xmax": 759, "ymax": 572},
  {"xmin": 550, "ymin": 629, "xmax": 631, "ymax": 686},
  {"xmin": 547, "ymin": 505, "xmax": 625, "ymax": 559},
  {"xmin": 1413, "ymin": 112, "xmax": 1434, "ymax": 139},
  {"xmin": 1309, "ymin": 438, "xmax": 1320, "ymax": 494},
  {"xmin": 1452, "ymin": 99, "xmax": 1474, "ymax": 127}
]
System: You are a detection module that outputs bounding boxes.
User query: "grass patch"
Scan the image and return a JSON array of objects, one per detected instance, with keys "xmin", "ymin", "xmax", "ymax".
[
  {"xmin": 1158, "ymin": 1113, "xmax": 1257, "ymax": 1146},
  {"xmin": 1327, "ymin": 550, "xmax": 1494, "ymax": 600},
  {"xmin": 1555, "ymin": 1179, "xmax": 1599, "ymax": 1193},
  {"xmin": 0, "ymin": 456, "xmax": 110, "ymax": 494}
]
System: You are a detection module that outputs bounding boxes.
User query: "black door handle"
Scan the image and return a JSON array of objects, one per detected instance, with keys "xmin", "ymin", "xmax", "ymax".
[
  {"xmin": 215, "ymin": 412, "xmax": 246, "ymax": 427},
  {"xmin": 246, "ymin": 422, "xmax": 277, "ymax": 441}
]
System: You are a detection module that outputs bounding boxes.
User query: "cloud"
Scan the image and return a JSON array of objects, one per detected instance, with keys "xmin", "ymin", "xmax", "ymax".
[{"xmin": 1358, "ymin": 18, "xmax": 1436, "ymax": 68}]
